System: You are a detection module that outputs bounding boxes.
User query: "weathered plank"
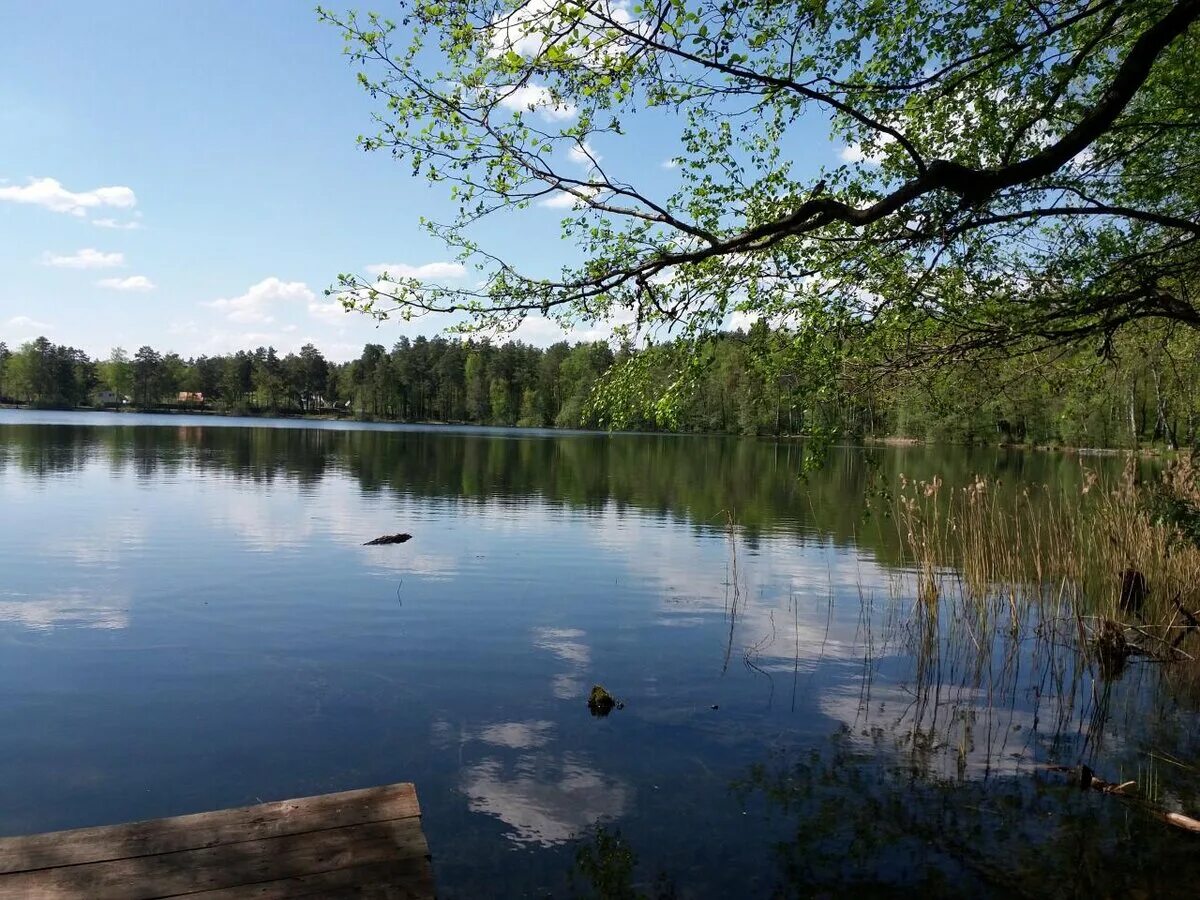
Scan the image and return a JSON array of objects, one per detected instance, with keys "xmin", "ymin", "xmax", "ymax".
[
  {"xmin": 0, "ymin": 783, "xmax": 420, "ymax": 874},
  {"xmin": 0, "ymin": 818, "xmax": 428, "ymax": 900},
  {"xmin": 0, "ymin": 783, "xmax": 433, "ymax": 900},
  {"xmin": 178, "ymin": 859, "xmax": 436, "ymax": 899}
]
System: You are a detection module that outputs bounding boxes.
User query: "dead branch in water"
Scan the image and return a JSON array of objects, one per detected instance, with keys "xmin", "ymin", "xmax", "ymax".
[{"xmin": 1044, "ymin": 764, "xmax": 1200, "ymax": 835}]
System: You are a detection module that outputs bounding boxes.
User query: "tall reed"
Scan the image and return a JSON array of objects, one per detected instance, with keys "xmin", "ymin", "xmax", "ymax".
[{"xmin": 893, "ymin": 460, "xmax": 1200, "ymax": 662}]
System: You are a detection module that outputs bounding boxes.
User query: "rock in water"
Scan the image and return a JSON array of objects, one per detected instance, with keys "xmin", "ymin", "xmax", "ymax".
[
  {"xmin": 587, "ymin": 684, "xmax": 622, "ymax": 717},
  {"xmin": 364, "ymin": 533, "xmax": 413, "ymax": 546}
]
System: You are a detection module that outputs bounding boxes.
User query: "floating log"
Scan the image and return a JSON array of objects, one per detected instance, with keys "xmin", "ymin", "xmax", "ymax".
[{"xmin": 364, "ymin": 533, "xmax": 413, "ymax": 546}]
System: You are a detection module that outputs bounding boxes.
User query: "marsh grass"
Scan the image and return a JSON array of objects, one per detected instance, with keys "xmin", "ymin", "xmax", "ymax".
[{"xmin": 892, "ymin": 459, "xmax": 1200, "ymax": 666}]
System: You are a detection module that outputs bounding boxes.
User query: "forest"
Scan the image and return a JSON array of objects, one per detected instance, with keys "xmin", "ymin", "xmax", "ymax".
[{"xmin": 2, "ymin": 320, "xmax": 1196, "ymax": 449}]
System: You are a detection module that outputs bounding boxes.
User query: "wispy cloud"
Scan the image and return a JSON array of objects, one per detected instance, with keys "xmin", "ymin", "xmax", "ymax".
[
  {"xmin": 42, "ymin": 248, "xmax": 124, "ymax": 269},
  {"xmin": 6, "ymin": 315, "xmax": 53, "ymax": 332},
  {"xmin": 495, "ymin": 84, "xmax": 577, "ymax": 121},
  {"xmin": 540, "ymin": 185, "xmax": 599, "ymax": 208},
  {"xmin": 308, "ymin": 297, "xmax": 349, "ymax": 322},
  {"xmin": 93, "ymin": 217, "xmax": 142, "ymax": 230},
  {"xmin": 98, "ymin": 275, "xmax": 155, "ymax": 292},
  {"xmin": 364, "ymin": 261, "xmax": 466, "ymax": 280},
  {"xmin": 206, "ymin": 277, "xmax": 315, "ymax": 325},
  {"xmin": 840, "ymin": 137, "xmax": 890, "ymax": 166},
  {"xmin": 0, "ymin": 177, "xmax": 136, "ymax": 217},
  {"xmin": 568, "ymin": 141, "xmax": 601, "ymax": 167}
]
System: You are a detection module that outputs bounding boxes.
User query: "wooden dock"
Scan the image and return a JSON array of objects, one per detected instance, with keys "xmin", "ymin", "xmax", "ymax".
[{"xmin": 0, "ymin": 783, "xmax": 434, "ymax": 899}]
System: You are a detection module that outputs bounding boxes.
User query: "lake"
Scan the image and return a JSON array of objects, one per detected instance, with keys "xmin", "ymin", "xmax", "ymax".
[{"xmin": 1, "ymin": 409, "xmax": 1197, "ymax": 897}]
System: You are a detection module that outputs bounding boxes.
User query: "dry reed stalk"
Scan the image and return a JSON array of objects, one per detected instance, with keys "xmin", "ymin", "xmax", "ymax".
[{"xmin": 894, "ymin": 461, "xmax": 1200, "ymax": 667}]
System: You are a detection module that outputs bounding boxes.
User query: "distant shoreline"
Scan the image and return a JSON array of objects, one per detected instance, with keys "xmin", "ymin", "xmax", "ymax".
[
  {"xmin": 0, "ymin": 402, "xmax": 352, "ymax": 423},
  {"xmin": 0, "ymin": 403, "xmax": 1179, "ymax": 455}
]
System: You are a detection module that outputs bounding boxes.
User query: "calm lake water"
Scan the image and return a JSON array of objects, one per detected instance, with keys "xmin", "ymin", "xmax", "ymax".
[{"xmin": 1, "ymin": 409, "xmax": 1198, "ymax": 897}]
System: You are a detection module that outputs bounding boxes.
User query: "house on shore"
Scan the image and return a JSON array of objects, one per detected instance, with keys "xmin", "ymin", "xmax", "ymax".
[{"xmin": 95, "ymin": 390, "xmax": 127, "ymax": 406}]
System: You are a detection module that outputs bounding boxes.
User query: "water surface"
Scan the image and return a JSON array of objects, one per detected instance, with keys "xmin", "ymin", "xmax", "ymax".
[{"xmin": 1, "ymin": 410, "xmax": 1197, "ymax": 897}]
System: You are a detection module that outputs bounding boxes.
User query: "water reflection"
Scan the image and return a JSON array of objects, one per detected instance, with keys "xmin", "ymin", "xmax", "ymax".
[
  {"xmin": 0, "ymin": 591, "xmax": 129, "ymax": 631},
  {"xmin": 476, "ymin": 720, "xmax": 556, "ymax": 751},
  {"xmin": 0, "ymin": 412, "xmax": 1142, "ymax": 555},
  {"xmin": 0, "ymin": 411, "xmax": 1194, "ymax": 897},
  {"xmin": 462, "ymin": 754, "xmax": 632, "ymax": 847},
  {"xmin": 534, "ymin": 627, "xmax": 592, "ymax": 701},
  {"xmin": 733, "ymin": 739, "xmax": 1200, "ymax": 898}
]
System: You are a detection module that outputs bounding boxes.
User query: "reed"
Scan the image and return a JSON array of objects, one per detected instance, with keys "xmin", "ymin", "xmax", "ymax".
[{"xmin": 893, "ymin": 459, "xmax": 1200, "ymax": 664}]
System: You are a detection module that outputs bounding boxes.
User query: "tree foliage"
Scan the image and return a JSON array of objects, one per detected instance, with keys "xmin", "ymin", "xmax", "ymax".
[
  {"xmin": 318, "ymin": 0, "xmax": 1200, "ymax": 414},
  {"xmin": 2, "ymin": 327, "xmax": 1195, "ymax": 447}
]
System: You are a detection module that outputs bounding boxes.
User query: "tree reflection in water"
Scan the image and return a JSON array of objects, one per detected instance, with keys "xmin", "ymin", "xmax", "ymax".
[{"xmin": 3, "ymin": 416, "xmax": 1196, "ymax": 896}]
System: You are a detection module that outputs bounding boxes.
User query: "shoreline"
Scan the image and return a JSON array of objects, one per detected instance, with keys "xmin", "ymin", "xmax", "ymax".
[{"xmin": 0, "ymin": 403, "xmax": 1182, "ymax": 454}]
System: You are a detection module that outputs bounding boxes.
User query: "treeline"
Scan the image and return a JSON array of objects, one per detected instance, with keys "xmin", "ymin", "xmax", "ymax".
[
  {"xmin": 0, "ymin": 335, "xmax": 616, "ymax": 429},
  {"xmin": 1, "ymin": 321, "xmax": 1197, "ymax": 448},
  {"xmin": 599, "ymin": 321, "xmax": 1200, "ymax": 450}
]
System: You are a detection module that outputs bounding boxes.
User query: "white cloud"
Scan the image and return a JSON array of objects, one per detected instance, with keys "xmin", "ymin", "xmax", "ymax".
[
  {"xmin": 191, "ymin": 329, "xmax": 301, "ymax": 356},
  {"xmin": 98, "ymin": 275, "xmax": 155, "ymax": 292},
  {"xmin": 488, "ymin": 0, "xmax": 646, "ymax": 70},
  {"xmin": 364, "ymin": 261, "xmax": 466, "ymax": 280},
  {"xmin": 93, "ymin": 217, "xmax": 142, "ymax": 230},
  {"xmin": 318, "ymin": 268, "xmax": 466, "ymax": 324},
  {"xmin": 496, "ymin": 84, "xmax": 577, "ymax": 121},
  {"xmin": 840, "ymin": 136, "xmax": 892, "ymax": 166},
  {"xmin": 540, "ymin": 185, "xmax": 600, "ymax": 208},
  {"xmin": 206, "ymin": 277, "xmax": 315, "ymax": 325},
  {"xmin": 500, "ymin": 309, "xmax": 634, "ymax": 346},
  {"xmin": 727, "ymin": 310, "xmax": 757, "ymax": 331},
  {"xmin": 840, "ymin": 143, "xmax": 866, "ymax": 163},
  {"xmin": 6, "ymin": 315, "xmax": 53, "ymax": 333},
  {"xmin": 0, "ymin": 177, "xmax": 136, "ymax": 217},
  {"xmin": 661, "ymin": 158, "xmax": 679, "ymax": 169},
  {"xmin": 568, "ymin": 141, "xmax": 600, "ymax": 167},
  {"xmin": 308, "ymin": 298, "xmax": 349, "ymax": 323},
  {"xmin": 488, "ymin": 0, "xmax": 555, "ymax": 58},
  {"xmin": 41, "ymin": 248, "xmax": 124, "ymax": 269}
]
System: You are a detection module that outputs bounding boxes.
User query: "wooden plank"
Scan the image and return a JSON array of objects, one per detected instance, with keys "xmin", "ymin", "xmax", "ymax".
[
  {"xmin": 0, "ymin": 783, "xmax": 420, "ymax": 874},
  {"xmin": 0, "ymin": 817, "xmax": 430, "ymax": 900},
  {"xmin": 171, "ymin": 860, "xmax": 436, "ymax": 899}
]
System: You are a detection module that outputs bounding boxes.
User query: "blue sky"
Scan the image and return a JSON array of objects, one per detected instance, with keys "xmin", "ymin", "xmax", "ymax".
[{"xmin": 1, "ymin": 2, "xmax": 847, "ymax": 361}]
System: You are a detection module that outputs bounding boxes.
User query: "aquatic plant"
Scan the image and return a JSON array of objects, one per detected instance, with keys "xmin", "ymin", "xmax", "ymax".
[{"xmin": 892, "ymin": 460, "xmax": 1200, "ymax": 662}]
